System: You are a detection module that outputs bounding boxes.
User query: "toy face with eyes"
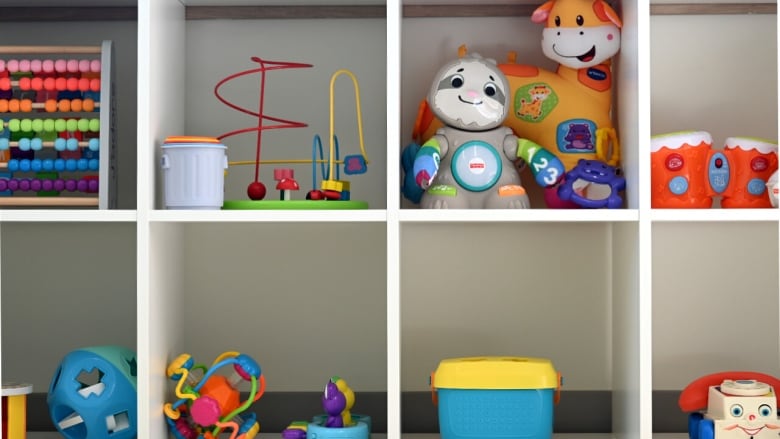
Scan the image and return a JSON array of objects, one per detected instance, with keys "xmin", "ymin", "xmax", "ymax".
[
  {"xmin": 704, "ymin": 382, "xmax": 780, "ymax": 438},
  {"xmin": 531, "ymin": 0, "xmax": 622, "ymax": 69},
  {"xmin": 428, "ymin": 54, "xmax": 510, "ymax": 131}
]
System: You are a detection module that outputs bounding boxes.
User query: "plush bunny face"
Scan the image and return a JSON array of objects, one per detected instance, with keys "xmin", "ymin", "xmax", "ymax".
[{"xmin": 428, "ymin": 54, "xmax": 510, "ymax": 131}]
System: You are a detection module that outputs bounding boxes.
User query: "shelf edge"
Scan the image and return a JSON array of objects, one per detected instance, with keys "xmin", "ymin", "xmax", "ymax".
[
  {"xmin": 0, "ymin": 7, "xmax": 137, "ymax": 22},
  {"xmin": 650, "ymin": 3, "xmax": 777, "ymax": 15},
  {"xmin": 185, "ymin": 5, "xmax": 386, "ymax": 20}
]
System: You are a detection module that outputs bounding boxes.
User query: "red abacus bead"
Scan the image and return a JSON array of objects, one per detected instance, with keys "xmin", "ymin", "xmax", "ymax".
[
  {"xmin": 18, "ymin": 77, "xmax": 31, "ymax": 90},
  {"xmin": 90, "ymin": 78, "xmax": 100, "ymax": 92},
  {"xmin": 43, "ymin": 77, "xmax": 56, "ymax": 91},
  {"xmin": 247, "ymin": 181, "xmax": 267, "ymax": 200},
  {"xmin": 0, "ymin": 78, "xmax": 11, "ymax": 91},
  {"xmin": 66, "ymin": 77, "xmax": 78, "ymax": 91},
  {"xmin": 31, "ymin": 77, "xmax": 43, "ymax": 91},
  {"xmin": 78, "ymin": 78, "xmax": 90, "ymax": 92},
  {"xmin": 55, "ymin": 77, "xmax": 67, "ymax": 91}
]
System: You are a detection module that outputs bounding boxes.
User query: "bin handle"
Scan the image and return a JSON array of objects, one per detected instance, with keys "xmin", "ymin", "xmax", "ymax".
[
  {"xmin": 161, "ymin": 154, "xmax": 170, "ymax": 169},
  {"xmin": 430, "ymin": 371, "xmax": 438, "ymax": 406},
  {"xmin": 555, "ymin": 371, "xmax": 562, "ymax": 405}
]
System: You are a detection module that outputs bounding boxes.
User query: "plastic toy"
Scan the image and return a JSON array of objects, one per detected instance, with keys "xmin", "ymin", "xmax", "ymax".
[
  {"xmin": 214, "ymin": 57, "xmax": 372, "ymax": 209},
  {"xmin": 164, "ymin": 351, "xmax": 265, "ymax": 439},
  {"xmin": 46, "ymin": 345, "xmax": 137, "ymax": 439},
  {"xmin": 161, "ymin": 136, "xmax": 228, "ymax": 209},
  {"xmin": 409, "ymin": 0, "xmax": 622, "ymax": 208},
  {"xmin": 281, "ymin": 376, "xmax": 370, "ymax": 439},
  {"xmin": 557, "ymin": 158, "xmax": 625, "ymax": 208},
  {"xmin": 679, "ymin": 371, "xmax": 780, "ymax": 439},
  {"xmin": 2, "ymin": 382, "xmax": 33, "ymax": 439},
  {"xmin": 407, "ymin": 48, "xmax": 564, "ymax": 209},
  {"xmin": 767, "ymin": 169, "xmax": 778, "ymax": 207},
  {"xmin": 430, "ymin": 357, "xmax": 561, "ymax": 439},
  {"xmin": 718, "ymin": 137, "xmax": 778, "ymax": 208}
]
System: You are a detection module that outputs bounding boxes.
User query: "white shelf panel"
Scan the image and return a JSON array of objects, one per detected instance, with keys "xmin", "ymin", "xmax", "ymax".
[
  {"xmin": 0, "ymin": 209, "xmax": 137, "ymax": 222},
  {"xmin": 149, "ymin": 209, "xmax": 387, "ymax": 222},
  {"xmin": 400, "ymin": 209, "xmax": 639, "ymax": 223},
  {"xmin": 650, "ymin": 208, "xmax": 780, "ymax": 222}
]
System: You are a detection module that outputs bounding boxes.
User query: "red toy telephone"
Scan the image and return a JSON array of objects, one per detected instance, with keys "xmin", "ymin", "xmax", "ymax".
[{"xmin": 679, "ymin": 371, "xmax": 780, "ymax": 413}]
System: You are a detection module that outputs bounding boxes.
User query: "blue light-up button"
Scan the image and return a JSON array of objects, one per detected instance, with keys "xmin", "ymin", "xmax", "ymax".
[
  {"xmin": 669, "ymin": 176, "xmax": 689, "ymax": 195},
  {"xmin": 747, "ymin": 178, "xmax": 766, "ymax": 196}
]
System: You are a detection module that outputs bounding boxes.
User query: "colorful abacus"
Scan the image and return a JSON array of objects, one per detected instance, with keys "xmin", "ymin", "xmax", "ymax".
[{"xmin": 0, "ymin": 42, "xmax": 115, "ymax": 208}]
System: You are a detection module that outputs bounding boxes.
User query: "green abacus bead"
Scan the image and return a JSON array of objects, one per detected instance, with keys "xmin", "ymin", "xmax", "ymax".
[
  {"xmin": 89, "ymin": 119, "xmax": 100, "ymax": 132},
  {"xmin": 31, "ymin": 119, "xmax": 44, "ymax": 133},
  {"xmin": 66, "ymin": 119, "xmax": 78, "ymax": 132},
  {"xmin": 20, "ymin": 119, "xmax": 32, "ymax": 132},
  {"xmin": 8, "ymin": 119, "xmax": 20, "ymax": 132},
  {"xmin": 77, "ymin": 118, "xmax": 90, "ymax": 132},
  {"xmin": 43, "ymin": 119, "xmax": 55, "ymax": 132},
  {"xmin": 54, "ymin": 119, "xmax": 67, "ymax": 132}
]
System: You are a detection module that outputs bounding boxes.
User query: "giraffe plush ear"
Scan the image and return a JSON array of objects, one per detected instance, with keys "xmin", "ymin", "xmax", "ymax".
[
  {"xmin": 531, "ymin": 1, "xmax": 555, "ymax": 23},
  {"xmin": 594, "ymin": 0, "xmax": 623, "ymax": 28}
]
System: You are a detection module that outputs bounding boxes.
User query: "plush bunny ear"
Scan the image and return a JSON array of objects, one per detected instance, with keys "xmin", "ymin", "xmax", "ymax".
[
  {"xmin": 531, "ymin": 0, "xmax": 555, "ymax": 23},
  {"xmin": 594, "ymin": 0, "xmax": 623, "ymax": 28}
]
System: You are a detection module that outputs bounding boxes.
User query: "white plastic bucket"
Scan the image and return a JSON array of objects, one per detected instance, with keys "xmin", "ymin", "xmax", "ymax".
[{"xmin": 161, "ymin": 141, "xmax": 228, "ymax": 209}]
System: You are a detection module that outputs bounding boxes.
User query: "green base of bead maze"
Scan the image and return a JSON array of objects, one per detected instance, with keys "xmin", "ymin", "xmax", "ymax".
[{"xmin": 222, "ymin": 200, "xmax": 369, "ymax": 210}]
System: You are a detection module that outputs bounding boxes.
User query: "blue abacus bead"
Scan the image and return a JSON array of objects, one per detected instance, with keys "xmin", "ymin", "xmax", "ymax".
[
  {"xmin": 42, "ymin": 159, "xmax": 54, "ymax": 171},
  {"xmin": 31, "ymin": 159, "xmax": 42, "ymax": 172},
  {"xmin": 54, "ymin": 138, "xmax": 66, "ymax": 152},
  {"xmin": 88, "ymin": 138, "xmax": 99, "ymax": 151},
  {"xmin": 0, "ymin": 138, "xmax": 9, "ymax": 150},
  {"xmin": 31, "ymin": 138, "xmax": 43, "ymax": 151},
  {"xmin": 19, "ymin": 159, "xmax": 31, "ymax": 172},
  {"xmin": 54, "ymin": 158, "xmax": 66, "ymax": 172},
  {"xmin": 65, "ymin": 159, "xmax": 77, "ymax": 172},
  {"xmin": 66, "ymin": 138, "xmax": 79, "ymax": 151},
  {"xmin": 88, "ymin": 158, "xmax": 99, "ymax": 171},
  {"xmin": 18, "ymin": 138, "xmax": 31, "ymax": 151},
  {"xmin": 7, "ymin": 159, "xmax": 18, "ymax": 172},
  {"xmin": 77, "ymin": 158, "xmax": 88, "ymax": 171}
]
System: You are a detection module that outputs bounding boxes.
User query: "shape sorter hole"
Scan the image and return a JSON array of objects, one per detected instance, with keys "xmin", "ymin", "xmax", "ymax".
[
  {"xmin": 76, "ymin": 368, "xmax": 106, "ymax": 398},
  {"xmin": 106, "ymin": 410, "xmax": 130, "ymax": 433}
]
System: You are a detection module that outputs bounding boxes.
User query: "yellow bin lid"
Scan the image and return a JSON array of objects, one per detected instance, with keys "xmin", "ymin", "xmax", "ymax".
[{"xmin": 432, "ymin": 356, "xmax": 559, "ymax": 390}]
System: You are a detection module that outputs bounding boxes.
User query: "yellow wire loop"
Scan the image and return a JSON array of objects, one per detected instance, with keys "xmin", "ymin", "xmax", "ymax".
[{"xmin": 328, "ymin": 69, "xmax": 369, "ymax": 182}]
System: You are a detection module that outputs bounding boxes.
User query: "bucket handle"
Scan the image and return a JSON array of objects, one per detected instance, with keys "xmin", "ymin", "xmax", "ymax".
[{"xmin": 161, "ymin": 154, "xmax": 170, "ymax": 169}]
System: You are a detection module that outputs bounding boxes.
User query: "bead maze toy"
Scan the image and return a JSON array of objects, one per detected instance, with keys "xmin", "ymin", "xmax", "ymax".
[
  {"xmin": 214, "ymin": 57, "xmax": 371, "ymax": 210},
  {"xmin": 46, "ymin": 345, "xmax": 137, "ymax": 439},
  {"xmin": 164, "ymin": 351, "xmax": 265, "ymax": 439},
  {"xmin": 2, "ymin": 382, "xmax": 33, "ymax": 439},
  {"xmin": 0, "ymin": 42, "xmax": 116, "ymax": 208},
  {"xmin": 281, "ymin": 376, "xmax": 371, "ymax": 439}
]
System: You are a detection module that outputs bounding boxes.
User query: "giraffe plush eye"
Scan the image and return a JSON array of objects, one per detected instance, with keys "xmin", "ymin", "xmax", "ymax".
[
  {"xmin": 576, "ymin": 15, "xmax": 584, "ymax": 26},
  {"xmin": 554, "ymin": 16, "xmax": 560, "ymax": 26}
]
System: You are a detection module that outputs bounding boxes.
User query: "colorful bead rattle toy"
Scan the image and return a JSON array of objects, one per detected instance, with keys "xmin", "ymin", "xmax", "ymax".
[{"xmin": 164, "ymin": 351, "xmax": 265, "ymax": 439}]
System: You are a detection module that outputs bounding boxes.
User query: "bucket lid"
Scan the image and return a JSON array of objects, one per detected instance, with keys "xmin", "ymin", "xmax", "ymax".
[
  {"xmin": 432, "ymin": 356, "xmax": 559, "ymax": 389},
  {"xmin": 2, "ymin": 382, "xmax": 33, "ymax": 396},
  {"xmin": 651, "ymin": 131, "xmax": 712, "ymax": 153},
  {"xmin": 723, "ymin": 137, "xmax": 778, "ymax": 154},
  {"xmin": 163, "ymin": 135, "xmax": 226, "ymax": 149}
]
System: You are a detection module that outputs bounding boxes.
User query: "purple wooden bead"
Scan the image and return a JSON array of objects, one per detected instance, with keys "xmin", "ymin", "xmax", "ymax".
[
  {"xmin": 18, "ymin": 179, "xmax": 30, "ymax": 191},
  {"xmin": 53, "ymin": 179, "xmax": 65, "ymax": 191},
  {"xmin": 30, "ymin": 179, "xmax": 42, "ymax": 191},
  {"xmin": 65, "ymin": 179, "xmax": 77, "ymax": 192},
  {"xmin": 88, "ymin": 179, "xmax": 99, "ymax": 193},
  {"xmin": 77, "ymin": 179, "xmax": 88, "ymax": 193},
  {"xmin": 0, "ymin": 179, "xmax": 7, "ymax": 191},
  {"xmin": 8, "ymin": 179, "xmax": 18, "ymax": 191},
  {"xmin": 42, "ymin": 179, "xmax": 53, "ymax": 191}
]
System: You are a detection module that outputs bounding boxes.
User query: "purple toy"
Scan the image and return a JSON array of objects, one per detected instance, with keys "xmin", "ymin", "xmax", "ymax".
[{"xmin": 322, "ymin": 380, "xmax": 347, "ymax": 428}]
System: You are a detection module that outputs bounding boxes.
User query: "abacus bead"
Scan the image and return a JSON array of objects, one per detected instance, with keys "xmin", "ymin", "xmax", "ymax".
[
  {"xmin": 88, "ymin": 178, "xmax": 99, "ymax": 192},
  {"xmin": 77, "ymin": 179, "xmax": 88, "ymax": 192},
  {"xmin": 88, "ymin": 158, "xmax": 99, "ymax": 170},
  {"xmin": 77, "ymin": 158, "xmax": 88, "ymax": 171},
  {"xmin": 30, "ymin": 59, "xmax": 42, "ymax": 73},
  {"xmin": 54, "ymin": 138, "xmax": 66, "ymax": 151},
  {"xmin": 66, "ymin": 119, "xmax": 78, "ymax": 132},
  {"xmin": 78, "ymin": 59, "xmax": 91, "ymax": 72},
  {"xmin": 43, "ymin": 119, "xmax": 55, "ymax": 132},
  {"xmin": 43, "ymin": 77, "xmax": 55, "ymax": 91},
  {"xmin": 31, "ymin": 119, "xmax": 43, "ymax": 132},
  {"xmin": 54, "ymin": 119, "xmax": 66, "ymax": 132},
  {"xmin": 6, "ymin": 60, "xmax": 18, "ymax": 72},
  {"xmin": 41, "ymin": 179, "xmax": 53, "ymax": 191},
  {"xmin": 42, "ymin": 59, "xmax": 54, "ymax": 73},
  {"xmin": 82, "ymin": 99, "xmax": 95, "ymax": 112},
  {"xmin": 54, "ymin": 59, "xmax": 67, "ymax": 73},
  {"xmin": 19, "ymin": 179, "xmax": 30, "ymax": 191},
  {"xmin": 0, "ymin": 60, "xmax": 5, "ymax": 71},
  {"xmin": 31, "ymin": 158, "xmax": 42, "ymax": 171},
  {"xmin": 78, "ymin": 78, "xmax": 90, "ymax": 92},
  {"xmin": 90, "ymin": 78, "xmax": 100, "ymax": 91},
  {"xmin": 0, "ymin": 78, "xmax": 10, "ymax": 91},
  {"xmin": 8, "ymin": 179, "xmax": 18, "ymax": 191},
  {"xmin": 77, "ymin": 119, "xmax": 89, "ymax": 132},
  {"xmin": 18, "ymin": 77, "xmax": 31, "ymax": 90},
  {"xmin": 66, "ymin": 77, "xmax": 79, "ymax": 91},
  {"xmin": 20, "ymin": 119, "xmax": 32, "ymax": 132},
  {"xmin": 18, "ymin": 138, "xmax": 30, "ymax": 151},
  {"xmin": 65, "ymin": 179, "xmax": 76, "ymax": 191},
  {"xmin": 0, "ymin": 100, "xmax": 8, "ymax": 113},
  {"xmin": 8, "ymin": 99, "xmax": 19, "ymax": 113},
  {"xmin": 44, "ymin": 100, "xmax": 58, "ymax": 113},
  {"xmin": 55, "ymin": 77, "xmax": 66, "ymax": 91},
  {"xmin": 53, "ymin": 179, "xmax": 65, "ymax": 191},
  {"xmin": 8, "ymin": 119, "xmax": 20, "ymax": 132},
  {"xmin": 54, "ymin": 159, "xmax": 65, "ymax": 172},
  {"xmin": 89, "ymin": 119, "xmax": 99, "ymax": 132},
  {"xmin": 90, "ymin": 60, "xmax": 101, "ymax": 73},
  {"xmin": 58, "ymin": 99, "xmax": 71, "ymax": 112},
  {"xmin": 19, "ymin": 60, "xmax": 30, "ymax": 72},
  {"xmin": 7, "ymin": 159, "xmax": 17, "ymax": 172},
  {"xmin": 0, "ymin": 179, "xmax": 7, "ymax": 191},
  {"xmin": 88, "ymin": 139, "xmax": 99, "ymax": 151},
  {"xmin": 20, "ymin": 100, "xmax": 33, "ymax": 112},
  {"xmin": 0, "ymin": 138, "xmax": 8, "ymax": 150},
  {"xmin": 66, "ymin": 158, "xmax": 77, "ymax": 171},
  {"xmin": 30, "ymin": 179, "xmax": 42, "ymax": 191},
  {"xmin": 71, "ymin": 99, "xmax": 83, "ymax": 112},
  {"xmin": 19, "ymin": 159, "xmax": 31, "ymax": 171},
  {"xmin": 67, "ymin": 59, "xmax": 79, "ymax": 73},
  {"xmin": 31, "ymin": 77, "xmax": 42, "ymax": 91},
  {"xmin": 42, "ymin": 159, "xmax": 53, "ymax": 171},
  {"xmin": 66, "ymin": 138, "xmax": 79, "ymax": 151},
  {"xmin": 31, "ymin": 138, "xmax": 43, "ymax": 151}
]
